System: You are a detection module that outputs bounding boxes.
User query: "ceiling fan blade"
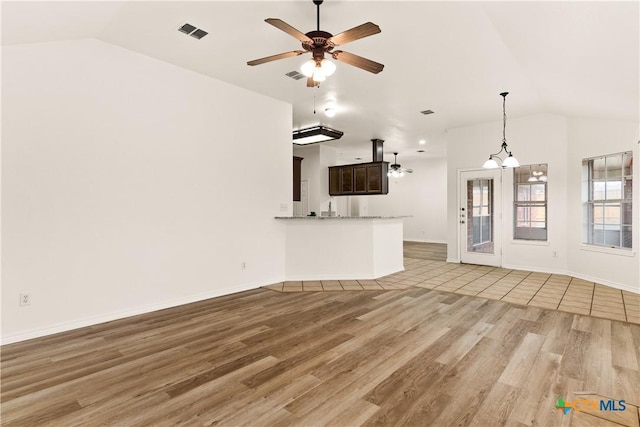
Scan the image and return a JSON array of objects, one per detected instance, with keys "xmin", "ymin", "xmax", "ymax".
[
  {"xmin": 247, "ymin": 50, "xmax": 306, "ymax": 66},
  {"xmin": 328, "ymin": 22, "xmax": 381, "ymax": 46},
  {"xmin": 405, "ymin": 169, "xmax": 414, "ymax": 173},
  {"xmin": 332, "ymin": 50, "xmax": 384, "ymax": 74},
  {"xmin": 265, "ymin": 18, "xmax": 313, "ymax": 44}
]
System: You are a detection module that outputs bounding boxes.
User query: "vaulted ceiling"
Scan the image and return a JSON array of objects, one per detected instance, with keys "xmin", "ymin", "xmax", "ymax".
[{"xmin": 3, "ymin": 1, "xmax": 638, "ymax": 162}]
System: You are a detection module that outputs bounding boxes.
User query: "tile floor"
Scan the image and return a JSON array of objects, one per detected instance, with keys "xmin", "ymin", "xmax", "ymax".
[{"xmin": 264, "ymin": 258, "xmax": 640, "ymax": 325}]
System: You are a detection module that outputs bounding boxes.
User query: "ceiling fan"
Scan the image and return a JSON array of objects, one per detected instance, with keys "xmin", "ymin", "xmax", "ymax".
[
  {"xmin": 388, "ymin": 153, "xmax": 413, "ymax": 177},
  {"xmin": 247, "ymin": 0, "xmax": 384, "ymax": 87}
]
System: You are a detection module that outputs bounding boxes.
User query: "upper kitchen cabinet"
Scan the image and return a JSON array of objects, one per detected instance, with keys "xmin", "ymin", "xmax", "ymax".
[
  {"xmin": 328, "ymin": 162, "xmax": 389, "ymax": 196},
  {"xmin": 293, "ymin": 156, "xmax": 303, "ymax": 201}
]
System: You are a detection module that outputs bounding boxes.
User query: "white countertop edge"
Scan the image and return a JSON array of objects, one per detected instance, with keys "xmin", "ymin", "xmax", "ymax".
[{"xmin": 274, "ymin": 216, "xmax": 411, "ymax": 220}]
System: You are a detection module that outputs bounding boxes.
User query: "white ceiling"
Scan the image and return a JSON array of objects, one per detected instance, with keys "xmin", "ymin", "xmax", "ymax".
[{"xmin": 2, "ymin": 1, "xmax": 638, "ymax": 162}]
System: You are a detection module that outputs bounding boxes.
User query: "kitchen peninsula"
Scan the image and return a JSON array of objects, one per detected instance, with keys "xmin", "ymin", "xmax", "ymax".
[{"xmin": 275, "ymin": 216, "xmax": 407, "ymax": 280}]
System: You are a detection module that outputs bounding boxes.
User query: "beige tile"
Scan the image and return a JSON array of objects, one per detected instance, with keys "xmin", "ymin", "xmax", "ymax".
[
  {"xmin": 264, "ymin": 283, "xmax": 284, "ymax": 292},
  {"xmin": 528, "ymin": 300, "xmax": 559, "ymax": 310},
  {"xmin": 341, "ymin": 284, "xmax": 364, "ymax": 291},
  {"xmin": 626, "ymin": 312, "xmax": 640, "ymax": 325},
  {"xmin": 303, "ymin": 280, "xmax": 322, "ymax": 287},
  {"xmin": 357, "ymin": 280, "xmax": 379, "ymax": 286},
  {"xmin": 590, "ymin": 309, "xmax": 626, "ymax": 322},
  {"xmin": 360, "ymin": 283, "xmax": 384, "ymax": 291},
  {"xmin": 501, "ymin": 296, "xmax": 531, "ymax": 306},
  {"xmin": 339, "ymin": 280, "xmax": 360, "ymax": 287},
  {"xmin": 558, "ymin": 299, "xmax": 591, "ymax": 309},
  {"xmin": 558, "ymin": 304, "xmax": 591, "ymax": 315}
]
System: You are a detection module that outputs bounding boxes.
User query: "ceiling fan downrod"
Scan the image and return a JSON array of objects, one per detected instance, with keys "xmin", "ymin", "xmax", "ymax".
[{"xmin": 313, "ymin": 0, "xmax": 323, "ymax": 31}]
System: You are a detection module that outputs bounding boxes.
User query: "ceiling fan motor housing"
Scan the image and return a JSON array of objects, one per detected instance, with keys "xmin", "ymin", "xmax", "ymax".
[{"xmin": 303, "ymin": 30, "xmax": 334, "ymax": 50}]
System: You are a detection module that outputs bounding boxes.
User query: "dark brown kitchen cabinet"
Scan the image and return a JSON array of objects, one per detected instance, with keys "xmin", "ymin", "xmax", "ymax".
[
  {"xmin": 329, "ymin": 167, "xmax": 340, "ymax": 195},
  {"xmin": 353, "ymin": 165, "xmax": 367, "ymax": 193},
  {"xmin": 293, "ymin": 156, "xmax": 303, "ymax": 201},
  {"xmin": 341, "ymin": 167, "xmax": 353, "ymax": 193},
  {"xmin": 367, "ymin": 163, "xmax": 383, "ymax": 192},
  {"xmin": 328, "ymin": 162, "xmax": 389, "ymax": 196}
]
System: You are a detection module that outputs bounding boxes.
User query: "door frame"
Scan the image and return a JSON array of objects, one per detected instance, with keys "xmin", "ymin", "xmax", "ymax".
[{"xmin": 458, "ymin": 168, "xmax": 503, "ymax": 267}]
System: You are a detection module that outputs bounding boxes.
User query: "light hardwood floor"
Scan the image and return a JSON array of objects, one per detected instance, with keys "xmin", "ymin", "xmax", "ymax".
[
  {"xmin": 2, "ymin": 284, "xmax": 640, "ymax": 425},
  {"xmin": 2, "ymin": 243, "xmax": 640, "ymax": 426}
]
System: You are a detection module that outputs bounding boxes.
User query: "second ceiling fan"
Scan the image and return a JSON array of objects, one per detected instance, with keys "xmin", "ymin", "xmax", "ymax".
[
  {"xmin": 388, "ymin": 153, "xmax": 413, "ymax": 177},
  {"xmin": 247, "ymin": 0, "xmax": 384, "ymax": 87}
]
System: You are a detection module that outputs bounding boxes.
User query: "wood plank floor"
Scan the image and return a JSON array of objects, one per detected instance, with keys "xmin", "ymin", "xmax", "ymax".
[{"xmin": 2, "ymin": 284, "xmax": 640, "ymax": 426}]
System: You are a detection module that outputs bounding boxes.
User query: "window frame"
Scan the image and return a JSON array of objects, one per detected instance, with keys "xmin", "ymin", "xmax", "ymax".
[
  {"xmin": 513, "ymin": 164, "xmax": 548, "ymax": 241},
  {"xmin": 582, "ymin": 151, "xmax": 633, "ymax": 250}
]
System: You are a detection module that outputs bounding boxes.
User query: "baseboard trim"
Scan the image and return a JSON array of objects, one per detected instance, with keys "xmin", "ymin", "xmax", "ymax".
[{"xmin": 0, "ymin": 280, "xmax": 278, "ymax": 345}]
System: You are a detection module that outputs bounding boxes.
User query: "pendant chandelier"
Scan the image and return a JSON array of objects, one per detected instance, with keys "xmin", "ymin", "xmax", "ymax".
[{"xmin": 482, "ymin": 92, "xmax": 519, "ymax": 169}]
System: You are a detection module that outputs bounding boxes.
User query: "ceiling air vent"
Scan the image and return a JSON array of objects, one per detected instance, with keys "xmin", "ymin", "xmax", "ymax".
[
  {"xmin": 285, "ymin": 71, "xmax": 305, "ymax": 81},
  {"xmin": 420, "ymin": 109, "xmax": 435, "ymax": 115},
  {"xmin": 178, "ymin": 23, "xmax": 208, "ymax": 40},
  {"xmin": 190, "ymin": 29, "xmax": 208, "ymax": 40}
]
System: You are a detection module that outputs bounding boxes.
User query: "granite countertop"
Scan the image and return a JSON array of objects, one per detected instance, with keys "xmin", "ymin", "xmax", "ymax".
[{"xmin": 274, "ymin": 216, "xmax": 410, "ymax": 220}]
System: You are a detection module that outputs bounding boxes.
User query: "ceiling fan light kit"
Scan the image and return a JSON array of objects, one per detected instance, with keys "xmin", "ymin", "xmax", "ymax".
[
  {"xmin": 482, "ymin": 92, "xmax": 520, "ymax": 169},
  {"xmin": 387, "ymin": 152, "xmax": 413, "ymax": 178},
  {"xmin": 247, "ymin": 0, "xmax": 384, "ymax": 87},
  {"xmin": 293, "ymin": 125, "xmax": 344, "ymax": 145}
]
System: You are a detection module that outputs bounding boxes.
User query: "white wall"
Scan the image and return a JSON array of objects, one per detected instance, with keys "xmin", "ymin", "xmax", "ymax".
[
  {"xmin": 368, "ymin": 157, "xmax": 448, "ymax": 243},
  {"xmin": 447, "ymin": 113, "xmax": 639, "ymax": 292},
  {"xmin": 1, "ymin": 39, "xmax": 292, "ymax": 343},
  {"xmin": 566, "ymin": 118, "xmax": 639, "ymax": 291}
]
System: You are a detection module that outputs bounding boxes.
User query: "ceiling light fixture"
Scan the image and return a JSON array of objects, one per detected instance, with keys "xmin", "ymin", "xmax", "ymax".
[
  {"xmin": 293, "ymin": 125, "xmax": 344, "ymax": 145},
  {"xmin": 324, "ymin": 107, "xmax": 336, "ymax": 117},
  {"xmin": 483, "ymin": 92, "xmax": 519, "ymax": 169},
  {"xmin": 301, "ymin": 58, "xmax": 336, "ymax": 83}
]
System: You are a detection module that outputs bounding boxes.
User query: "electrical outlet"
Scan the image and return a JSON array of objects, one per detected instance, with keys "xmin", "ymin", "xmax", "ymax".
[
  {"xmin": 241, "ymin": 262, "xmax": 246, "ymax": 270},
  {"xmin": 553, "ymin": 250, "xmax": 558, "ymax": 258},
  {"xmin": 20, "ymin": 293, "xmax": 31, "ymax": 306}
]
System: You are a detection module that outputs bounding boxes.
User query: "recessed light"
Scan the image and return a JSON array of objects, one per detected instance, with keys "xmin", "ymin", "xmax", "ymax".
[
  {"xmin": 420, "ymin": 110, "xmax": 434, "ymax": 115},
  {"xmin": 417, "ymin": 150, "xmax": 425, "ymax": 153},
  {"xmin": 419, "ymin": 140, "xmax": 426, "ymax": 145}
]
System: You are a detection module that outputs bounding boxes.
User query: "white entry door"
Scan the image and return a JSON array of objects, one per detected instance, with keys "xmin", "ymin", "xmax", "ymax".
[{"xmin": 459, "ymin": 169, "xmax": 502, "ymax": 267}]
